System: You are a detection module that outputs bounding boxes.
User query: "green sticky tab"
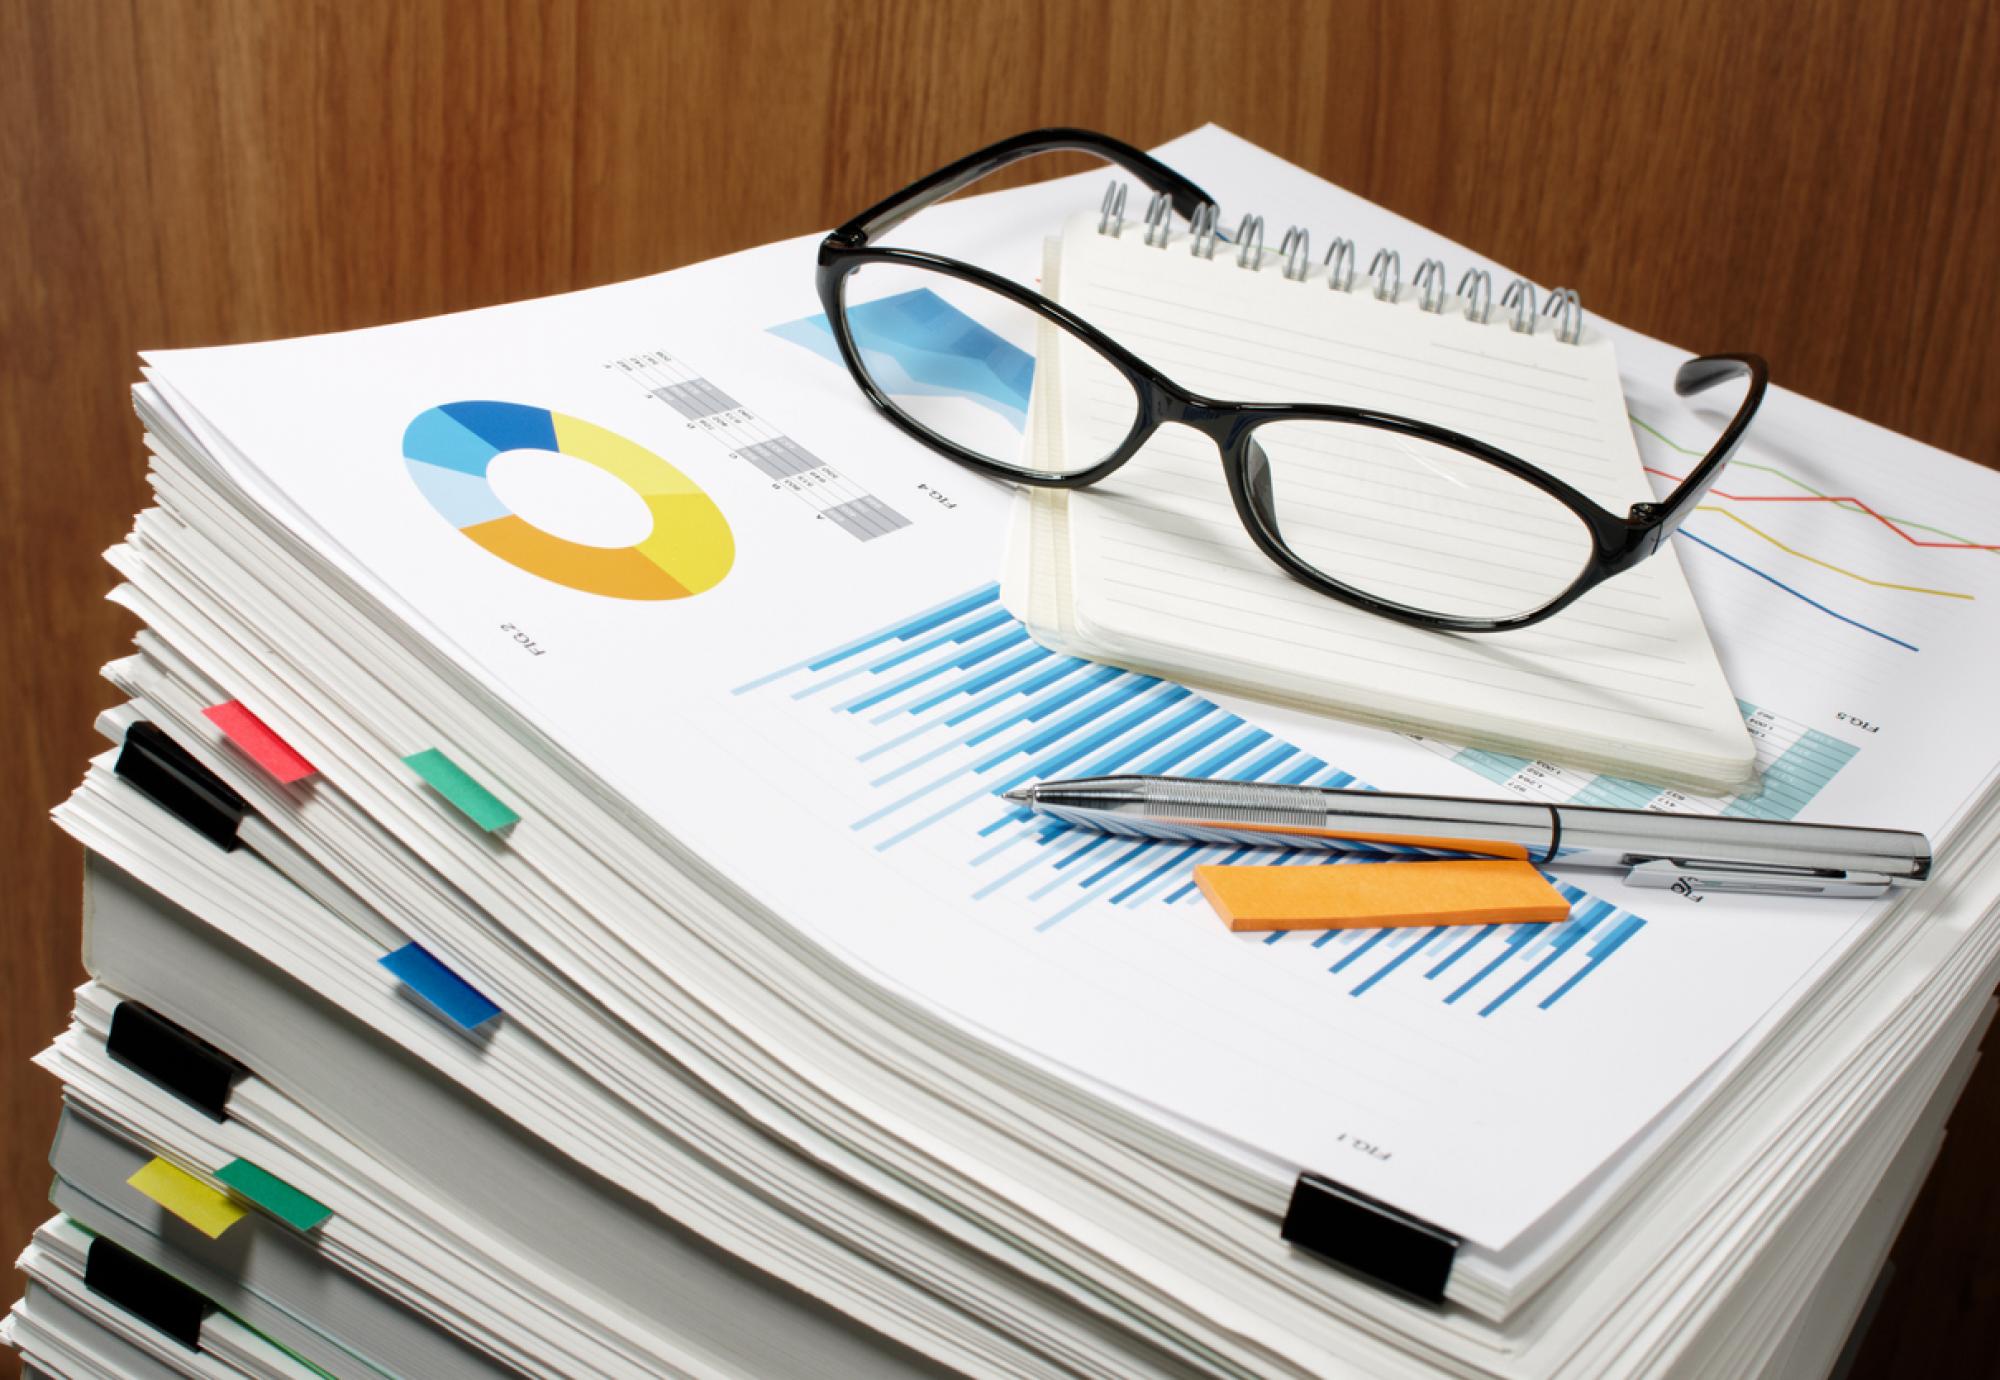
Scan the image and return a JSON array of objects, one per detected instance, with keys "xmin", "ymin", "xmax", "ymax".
[
  {"xmin": 215, "ymin": 1158, "xmax": 332, "ymax": 1232},
  {"xmin": 402, "ymin": 749, "xmax": 519, "ymax": 831}
]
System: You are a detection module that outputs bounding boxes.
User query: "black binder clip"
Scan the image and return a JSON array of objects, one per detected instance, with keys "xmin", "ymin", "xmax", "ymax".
[
  {"xmin": 114, "ymin": 720, "xmax": 247, "ymax": 851},
  {"xmin": 106, "ymin": 1001, "xmax": 248, "ymax": 1122},
  {"xmin": 85, "ymin": 1235, "xmax": 213, "ymax": 1349},
  {"xmin": 1281, "ymin": 1172, "xmax": 1461, "ymax": 1304}
]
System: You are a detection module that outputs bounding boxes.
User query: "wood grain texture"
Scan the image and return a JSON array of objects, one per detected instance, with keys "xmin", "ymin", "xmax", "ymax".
[{"xmin": 2, "ymin": 2, "xmax": 1994, "ymax": 1374}]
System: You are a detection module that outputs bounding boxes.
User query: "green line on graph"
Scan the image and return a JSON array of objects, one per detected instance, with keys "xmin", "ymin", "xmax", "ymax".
[{"xmin": 1629, "ymin": 413, "xmax": 1998, "ymax": 553}]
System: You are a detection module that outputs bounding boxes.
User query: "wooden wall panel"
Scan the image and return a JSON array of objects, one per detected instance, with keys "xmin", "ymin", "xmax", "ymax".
[{"xmin": 3, "ymin": 2, "xmax": 1993, "ymax": 1374}]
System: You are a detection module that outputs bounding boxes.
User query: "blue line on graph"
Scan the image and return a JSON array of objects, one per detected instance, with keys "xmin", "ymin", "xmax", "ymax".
[
  {"xmin": 1677, "ymin": 528, "xmax": 1919, "ymax": 652},
  {"xmin": 739, "ymin": 584, "xmax": 1652, "ymax": 1016}
]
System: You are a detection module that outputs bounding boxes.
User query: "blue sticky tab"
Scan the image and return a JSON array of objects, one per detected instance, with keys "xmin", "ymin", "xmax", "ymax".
[{"xmin": 379, "ymin": 942, "xmax": 501, "ymax": 1029}]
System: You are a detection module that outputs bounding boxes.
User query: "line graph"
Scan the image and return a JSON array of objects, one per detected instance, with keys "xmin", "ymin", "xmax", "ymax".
[
  {"xmin": 1630, "ymin": 415, "xmax": 2000, "ymax": 553},
  {"xmin": 1677, "ymin": 531, "xmax": 1919, "ymax": 653},
  {"xmin": 1689, "ymin": 506, "xmax": 1972, "ymax": 600},
  {"xmin": 1625, "ymin": 410, "xmax": 2000, "ymax": 652}
]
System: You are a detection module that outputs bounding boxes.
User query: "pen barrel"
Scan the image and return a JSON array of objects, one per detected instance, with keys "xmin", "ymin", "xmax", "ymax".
[
  {"xmin": 1123, "ymin": 779, "xmax": 1556, "ymax": 860},
  {"xmin": 1551, "ymin": 809, "xmax": 1932, "ymax": 885},
  {"xmin": 1028, "ymin": 778, "xmax": 1934, "ymax": 893}
]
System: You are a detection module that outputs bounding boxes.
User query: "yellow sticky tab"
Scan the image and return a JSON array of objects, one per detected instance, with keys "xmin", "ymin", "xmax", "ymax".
[
  {"xmin": 1194, "ymin": 859, "xmax": 1572, "ymax": 933},
  {"xmin": 127, "ymin": 1156, "xmax": 248, "ymax": 1239}
]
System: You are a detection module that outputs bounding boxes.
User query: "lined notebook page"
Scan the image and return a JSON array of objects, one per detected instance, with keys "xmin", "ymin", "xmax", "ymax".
[{"xmin": 1040, "ymin": 213, "xmax": 1753, "ymax": 788}]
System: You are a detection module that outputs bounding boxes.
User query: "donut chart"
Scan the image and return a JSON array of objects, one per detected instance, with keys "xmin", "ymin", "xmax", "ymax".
[{"xmin": 402, "ymin": 401, "xmax": 733, "ymax": 600}]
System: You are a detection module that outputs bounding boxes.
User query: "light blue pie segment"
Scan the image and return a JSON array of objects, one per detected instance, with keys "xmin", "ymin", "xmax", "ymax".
[{"xmin": 405, "ymin": 457, "xmax": 510, "ymax": 528}]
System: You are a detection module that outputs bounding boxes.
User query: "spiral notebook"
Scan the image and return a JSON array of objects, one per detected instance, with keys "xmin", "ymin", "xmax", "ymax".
[{"xmin": 1005, "ymin": 196, "xmax": 1757, "ymax": 791}]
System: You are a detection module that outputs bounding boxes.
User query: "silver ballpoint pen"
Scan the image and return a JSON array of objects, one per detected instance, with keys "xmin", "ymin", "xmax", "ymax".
[{"xmin": 1002, "ymin": 775, "xmax": 1932, "ymax": 899}]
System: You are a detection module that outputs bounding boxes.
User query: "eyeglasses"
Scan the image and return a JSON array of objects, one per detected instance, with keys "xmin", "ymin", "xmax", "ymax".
[{"xmin": 815, "ymin": 128, "xmax": 1768, "ymax": 633}]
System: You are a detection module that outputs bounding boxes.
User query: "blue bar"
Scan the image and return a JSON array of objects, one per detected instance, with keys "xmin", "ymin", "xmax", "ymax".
[
  {"xmin": 1278, "ymin": 756, "xmax": 1328, "ymax": 784},
  {"xmin": 841, "ymin": 625, "xmax": 1025, "ymax": 713},
  {"xmin": 1109, "ymin": 845, "xmax": 1202, "ymax": 904},
  {"xmin": 990, "ymin": 685, "xmax": 1188, "ymax": 781},
  {"xmin": 862, "ymin": 607, "xmax": 1012, "ymax": 674},
  {"xmin": 948, "ymin": 657, "xmax": 1090, "ymax": 728},
  {"xmin": 1071, "ymin": 698, "xmax": 1211, "ymax": 778},
  {"xmin": 734, "ymin": 584, "xmax": 998, "ymax": 691},
  {"xmin": 1132, "ymin": 709, "xmax": 1238, "ymax": 775},
  {"xmin": 1077, "ymin": 840, "xmax": 1155, "ymax": 889},
  {"xmin": 971, "ymin": 831, "xmax": 1103, "ymax": 900},
  {"xmin": 867, "ymin": 664, "xmax": 1085, "ymax": 781},
  {"xmin": 807, "ymin": 584, "xmax": 999, "ymax": 670},
  {"xmin": 906, "ymin": 645, "xmax": 1050, "ymax": 715},
  {"xmin": 1539, "ymin": 913, "xmax": 1647, "ymax": 1008},
  {"xmin": 965, "ymin": 667, "xmax": 1125, "ymax": 748},
  {"xmin": 1477, "ymin": 945, "xmax": 1566, "ymax": 1016},
  {"xmin": 1473, "ymin": 902, "xmax": 1603, "ymax": 1014},
  {"xmin": 969, "ymin": 824, "xmax": 1039, "ymax": 866},
  {"xmin": 1426, "ymin": 924, "xmax": 1499, "ymax": 979},
  {"xmin": 852, "ymin": 744, "xmax": 999, "ymax": 827},
  {"xmin": 866, "ymin": 628, "xmax": 1032, "ymax": 722},
  {"xmin": 1035, "ymin": 866, "xmax": 1145, "ymax": 930},
  {"xmin": 1051, "ymin": 835, "xmax": 1113, "ymax": 869},
  {"xmin": 787, "ymin": 657, "xmax": 880, "ymax": 701},
  {"xmin": 873, "ymin": 781, "xmax": 1000, "ymax": 849},
  {"xmin": 977, "ymin": 803, "xmax": 1038, "ymax": 836},
  {"xmin": 1444, "ymin": 931, "xmax": 1534, "ymax": 1004},
  {"xmin": 1350, "ymin": 929, "xmax": 1441, "ymax": 995},
  {"xmin": 1237, "ymin": 742, "xmax": 1298, "ymax": 782},
  {"xmin": 1329, "ymin": 928, "xmax": 1392, "ymax": 973},
  {"xmin": 1009, "ymin": 680, "xmax": 1182, "ymax": 764},
  {"xmin": 870, "ymin": 729, "xmax": 981, "ymax": 786},
  {"xmin": 1163, "ymin": 844, "xmax": 1262, "ymax": 903},
  {"xmin": 1119, "ymin": 852, "xmax": 1218, "ymax": 907},
  {"xmin": 1187, "ymin": 727, "xmax": 1267, "ymax": 779}
]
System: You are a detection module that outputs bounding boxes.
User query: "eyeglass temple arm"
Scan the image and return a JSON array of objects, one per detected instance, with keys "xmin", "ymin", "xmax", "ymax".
[
  {"xmin": 1627, "ymin": 353, "xmax": 1770, "ymax": 552},
  {"xmin": 834, "ymin": 127, "xmax": 1219, "ymax": 246}
]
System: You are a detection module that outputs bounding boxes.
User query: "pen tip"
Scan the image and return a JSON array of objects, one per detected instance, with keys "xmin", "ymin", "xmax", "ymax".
[{"xmin": 1002, "ymin": 787, "xmax": 1033, "ymax": 805}]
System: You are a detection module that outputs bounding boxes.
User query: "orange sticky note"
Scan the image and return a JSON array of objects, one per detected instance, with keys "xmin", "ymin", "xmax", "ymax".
[{"xmin": 1194, "ymin": 860, "xmax": 1571, "ymax": 932}]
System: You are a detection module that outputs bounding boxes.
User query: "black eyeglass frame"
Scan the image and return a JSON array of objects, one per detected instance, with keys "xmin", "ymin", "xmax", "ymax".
[{"xmin": 815, "ymin": 127, "xmax": 1769, "ymax": 633}]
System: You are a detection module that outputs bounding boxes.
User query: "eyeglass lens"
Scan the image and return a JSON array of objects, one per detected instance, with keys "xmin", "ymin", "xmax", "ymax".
[
  {"xmin": 838, "ymin": 260, "xmax": 1138, "ymax": 477},
  {"xmin": 1246, "ymin": 420, "xmax": 1597, "ymax": 621}
]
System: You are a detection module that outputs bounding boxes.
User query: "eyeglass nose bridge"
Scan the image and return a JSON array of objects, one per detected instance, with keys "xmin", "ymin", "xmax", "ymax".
[
  {"xmin": 1140, "ymin": 395, "xmax": 1271, "ymax": 473},
  {"xmin": 1133, "ymin": 398, "xmax": 1285, "ymax": 536},
  {"xmin": 1149, "ymin": 390, "xmax": 1251, "ymax": 437}
]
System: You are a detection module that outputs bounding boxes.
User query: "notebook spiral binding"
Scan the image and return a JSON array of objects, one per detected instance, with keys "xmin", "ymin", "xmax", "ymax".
[{"xmin": 1104, "ymin": 183, "xmax": 1585, "ymax": 344}]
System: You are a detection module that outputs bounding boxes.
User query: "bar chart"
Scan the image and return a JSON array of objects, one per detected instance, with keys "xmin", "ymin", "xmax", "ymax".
[
  {"xmin": 1413, "ymin": 701, "xmax": 1860, "ymax": 819},
  {"xmin": 736, "ymin": 584, "xmax": 1650, "ymax": 1018}
]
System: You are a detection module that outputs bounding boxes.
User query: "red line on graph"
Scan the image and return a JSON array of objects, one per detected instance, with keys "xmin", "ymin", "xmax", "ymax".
[{"xmin": 1641, "ymin": 467, "xmax": 2000, "ymax": 551}]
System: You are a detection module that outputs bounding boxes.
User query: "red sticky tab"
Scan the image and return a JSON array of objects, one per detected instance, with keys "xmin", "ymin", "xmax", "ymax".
[{"xmin": 202, "ymin": 701, "xmax": 316, "ymax": 784}]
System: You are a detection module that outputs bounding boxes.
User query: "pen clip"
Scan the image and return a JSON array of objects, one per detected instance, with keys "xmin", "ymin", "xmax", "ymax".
[{"xmin": 1622, "ymin": 858, "xmax": 1897, "ymax": 899}]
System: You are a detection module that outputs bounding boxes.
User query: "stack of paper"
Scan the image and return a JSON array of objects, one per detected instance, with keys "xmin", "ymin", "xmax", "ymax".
[{"xmin": 11, "ymin": 126, "xmax": 2000, "ymax": 1379}]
